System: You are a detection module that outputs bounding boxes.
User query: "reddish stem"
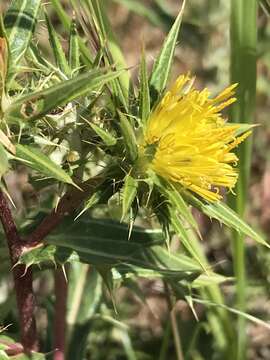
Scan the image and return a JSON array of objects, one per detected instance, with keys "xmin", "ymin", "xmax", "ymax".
[
  {"xmin": 0, "ymin": 191, "xmax": 38, "ymax": 353},
  {"xmin": 26, "ymin": 175, "xmax": 103, "ymax": 246},
  {"xmin": 53, "ymin": 268, "xmax": 68, "ymax": 360}
]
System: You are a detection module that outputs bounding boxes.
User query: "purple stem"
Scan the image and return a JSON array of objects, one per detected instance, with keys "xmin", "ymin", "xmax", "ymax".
[
  {"xmin": 0, "ymin": 191, "xmax": 38, "ymax": 353},
  {"xmin": 53, "ymin": 268, "xmax": 68, "ymax": 360}
]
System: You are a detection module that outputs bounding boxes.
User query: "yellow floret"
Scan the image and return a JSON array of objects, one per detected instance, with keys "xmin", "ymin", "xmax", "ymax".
[{"xmin": 143, "ymin": 74, "xmax": 251, "ymax": 202}]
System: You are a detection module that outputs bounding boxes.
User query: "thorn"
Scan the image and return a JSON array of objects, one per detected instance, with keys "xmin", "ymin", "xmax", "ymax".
[{"xmin": 61, "ymin": 264, "xmax": 68, "ymax": 283}]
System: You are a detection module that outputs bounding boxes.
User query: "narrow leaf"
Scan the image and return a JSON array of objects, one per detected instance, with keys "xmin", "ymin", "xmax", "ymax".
[
  {"xmin": 5, "ymin": 68, "xmax": 123, "ymax": 122},
  {"xmin": 139, "ymin": 48, "xmax": 150, "ymax": 125},
  {"xmin": 186, "ymin": 191, "xmax": 269, "ymax": 248},
  {"xmin": 121, "ymin": 175, "xmax": 138, "ymax": 221},
  {"xmin": 81, "ymin": 0, "xmax": 129, "ymax": 93},
  {"xmin": 90, "ymin": 123, "xmax": 117, "ymax": 146},
  {"xmin": 50, "ymin": 0, "xmax": 93, "ymax": 67},
  {"xmin": 15, "ymin": 144, "xmax": 76, "ymax": 186},
  {"xmin": 169, "ymin": 208, "xmax": 207, "ymax": 272},
  {"xmin": 45, "ymin": 12, "xmax": 71, "ymax": 76},
  {"xmin": 149, "ymin": 0, "xmax": 186, "ymax": 104},
  {"xmin": 118, "ymin": 111, "xmax": 138, "ymax": 162},
  {"xmin": 68, "ymin": 18, "xmax": 80, "ymax": 73}
]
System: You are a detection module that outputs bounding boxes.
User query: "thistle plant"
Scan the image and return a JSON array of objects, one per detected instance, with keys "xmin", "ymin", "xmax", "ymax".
[{"xmin": 0, "ymin": 1, "xmax": 267, "ymax": 359}]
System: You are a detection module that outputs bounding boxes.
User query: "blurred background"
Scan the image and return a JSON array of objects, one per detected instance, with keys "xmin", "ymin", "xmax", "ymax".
[{"xmin": 1, "ymin": 1, "xmax": 270, "ymax": 359}]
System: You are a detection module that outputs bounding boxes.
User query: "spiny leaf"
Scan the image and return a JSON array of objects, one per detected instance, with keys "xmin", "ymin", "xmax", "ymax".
[
  {"xmin": 121, "ymin": 175, "xmax": 138, "ymax": 221},
  {"xmin": 19, "ymin": 216, "xmax": 200, "ymax": 281},
  {"xmin": 15, "ymin": 144, "xmax": 77, "ymax": 186},
  {"xmin": 90, "ymin": 123, "xmax": 117, "ymax": 146},
  {"xmin": 20, "ymin": 242, "xmax": 201, "ymax": 282},
  {"xmin": 186, "ymin": 191, "xmax": 269, "ymax": 248},
  {"xmin": 118, "ymin": 111, "xmax": 138, "ymax": 162},
  {"xmin": 45, "ymin": 12, "xmax": 71, "ymax": 76},
  {"xmin": 149, "ymin": 0, "xmax": 186, "ymax": 104},
  {"xmin": 159, "ymin": 180, "xmax": 199, "ymax": 233},
  {"xmin": 139, "ymin": 47, "xmax": 150, "ymax": 125},
  {"xmin": 50, "ymin": 0, "xmax": 93, "ymax": 67},
  {"xmin": 5, "ymin": 68, "xmax": 123, "ymax": 122},
  {"xmin": 169, "ymin": 208, "xmax": 208, "ymax": 272},
  {"xmin": 81, "ymin": 0, "xmax": 129, "ymax": 94}
]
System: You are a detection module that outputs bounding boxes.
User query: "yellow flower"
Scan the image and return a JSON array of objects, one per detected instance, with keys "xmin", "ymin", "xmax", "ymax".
[{"xmin": 143, "ymin": 74, "xmax": 251, "ymax": 202}]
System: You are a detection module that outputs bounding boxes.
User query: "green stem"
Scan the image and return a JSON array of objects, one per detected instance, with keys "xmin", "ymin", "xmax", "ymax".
[
  {"xmin": 164, "ymin": 284, "xmax": 184, "ymax": 360},
  {"xmin": 230, "ymin": 1, "xmax": 257, "ymax": 359},
  {"xmin": 158, "ymin": 321, "xmax": 171, "ymax": 360}
]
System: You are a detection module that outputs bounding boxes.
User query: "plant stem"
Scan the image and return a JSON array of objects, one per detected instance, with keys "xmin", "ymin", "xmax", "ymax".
[
  {"xmin": 53, "ymin": 267, "xmax": 68, "ymax": 360},
  {"xmin": 230, "ymin": 1, "xmax": 257, "ymax": 359},
  {"xmin": 158, "ymin": 320, "xmax": 171, "ymax": 360},
  {"xmin": 0, "ymin": 190, "xmax": 38, "ymax": 353},
  {"xmin": 26, "ymin": 175, "xmax": 104, "ymax": 246},
  {"xmin": 164, "ymin": 284, "xmax": 184, "ymax": 360}
]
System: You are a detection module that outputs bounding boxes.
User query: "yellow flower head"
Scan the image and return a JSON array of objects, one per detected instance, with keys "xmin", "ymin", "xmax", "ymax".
[{"xmin": 143, "ymin": 74, "xmax": 251, "ymax": 202}]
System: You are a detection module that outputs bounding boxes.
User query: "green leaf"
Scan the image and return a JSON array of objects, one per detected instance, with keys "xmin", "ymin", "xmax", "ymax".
[
  {"xmin": 158, "ymin": 180, "xmax": 199, "ymax": 233},
  {"xmin": 15, "ymin": 144, "xmax": 76, "ymax": 186},
  {"xmin": 68, "ymin": 18, "xmax": 80, "ymax": 73},
  {"xmin": 186, "ymin": 191, "xmax": 269, "ymax": 248},
  {"xmin": 0, "ymin": 144, "xmax": 9, "ymax": 178},
  {"xmin": 50, "ymin": 0, "xmax": 93, "ymax": 67},
  {"xmin": 73, "ymin": 0, "xmax": 129, "ymax": 109},
  {"xmin": 234, "ymin": 123, "xmax": 256, "ymax": 137},
  {"xmin": 17, "ymin": 244, "xmax": 57, "ymax": 269},
  {"xmin": 121, "ymin": 175, "xmax": 138, "ymax": 221},
  {"xmin": 19, "ymin": 216, "xmax": 201, "ymax": 281},
  {"xmin": 139, "ymin": 48, "xmax": 150, "ymax": 125},
  {"xmin": 259, "ymin": 0, "xmax": 270, "ymax": 15},
  {"xmin": 149, "ymin": 0, "xmax": 186, "ymax": 104},
  {"xmin": 118, "ymin": 111, "xmax": 138, "ymax": 162},
  {"xmin": 81, "ymin": 0, "xmax": 129, "ymax": 94},
  {"xmin": 5, "ymin": 68, "xmax": 123, "ymax": 122},
  {"xmin": 169, "ymin": 208, "xmax": 207, "ymax": 272},
  {"xmin": 192, "ymin": 273, "xmax": 233, "ymax": 289},
  {"xmin": 68, "ymin": 264, "xmax": 102, "ymax": 325},
  {"xmin": 45, "ymin": 12, "xmax": 71, "ymax": 76},
  {"xmin": 67, "ymin": 265, "xmax": 102, "ymax": 360},
  {"xmin": 51, "ymin": 217, "xmax": 164, "ymax": 247},
  {"xmin": 4, "ymin": 0, "xmax": 41, "ymax": 65},
  {"xmin": 90, "ymin": 123, "xmax": 117, "ymax": 146},
  {"xmin": 20, "ymin": 242, "xmax": 201, "ymax": 282},
  {"xmin": 192, "ymin": 297, "xmax": 270, "ymax": 331}
]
